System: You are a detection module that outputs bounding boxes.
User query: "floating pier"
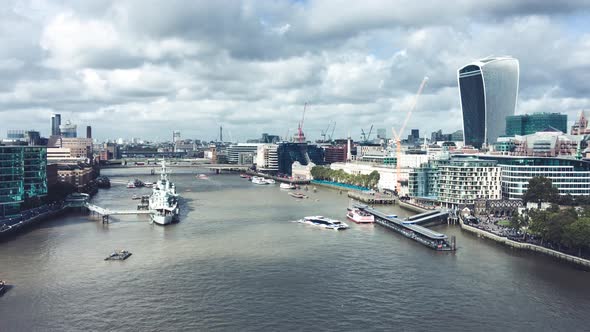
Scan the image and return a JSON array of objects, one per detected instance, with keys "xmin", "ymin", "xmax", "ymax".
[
  {"xmin": 348, "ymin": 191, "xmax": 395, "ymax": 204},
  {"xmin": 355, "ymin": 204, "xmax": 455, "ymax": 251},
  {"xmin": 86, "ymin": 204, "xmax": 151, "ymax": 224}
]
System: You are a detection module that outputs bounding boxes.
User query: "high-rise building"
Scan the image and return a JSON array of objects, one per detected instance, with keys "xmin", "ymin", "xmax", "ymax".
[
  {"xmin": 51, "ymin": 114, "xmax": 61, "ymax": 136},
  {"xmin": 86, "ymin": 126, "xmax": 92, "ymax": 139},
  {"xmin": 458, "ymin": 56, "xmax": 519, "ymax": 148},
  {"xmin": 505, "ymin": 113, "xmax": 567, "ymax": 136},
  {"xmin": 437, "ymin": 158, "xmax": 501, "ymax": 208},
  {"xmin": 59, "ymin": 120, "xmax": 77, "ymax": 138}
]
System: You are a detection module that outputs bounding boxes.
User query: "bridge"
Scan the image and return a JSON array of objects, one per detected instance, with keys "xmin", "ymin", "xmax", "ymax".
[{"xmin": 86, "ymin": 203, "xmax": 152, "ymax": 223}]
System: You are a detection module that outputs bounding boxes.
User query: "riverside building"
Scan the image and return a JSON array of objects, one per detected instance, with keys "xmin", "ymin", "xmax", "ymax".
[
  {"xmin": 458, "ymin": 56, "xmax": 519, "ymax": 148},
  {"xmin": 505, "ymin": 113, "xmax": 567, "ymax": 136},
  {"xmin": 0, "ymin": 146, "xmax": 48, "ymax": 218}
]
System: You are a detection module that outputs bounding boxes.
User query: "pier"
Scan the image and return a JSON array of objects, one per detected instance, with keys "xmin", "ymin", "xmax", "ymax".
[
  {"xmin": 347, "ymin": 191, "xmax": 395, "ymax": 204},
  {"xmin": 355, "ymin": 204, "xmax": 456, "ymax": 251},
  {"xmin": 246, "ymin": 171, "xmax": 311, "ymax": 185},
  {"xmin": 86, "ymin": 203, "xmax": 151, "ymax": 224}
]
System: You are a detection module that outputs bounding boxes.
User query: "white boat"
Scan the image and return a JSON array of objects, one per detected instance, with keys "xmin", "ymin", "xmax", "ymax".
[
  {"xmin": 280, "ymin": 183, "xmax": 296, "ymax": 189},
  {"xmin": 251, "ymin": 176, "xmax": 268, "ymax": 185},
  {"xmin": 149, "ymin": 160, "xmax": 179, "ymax": 225},
  {"xmin": 297, "ymin": 216, "xmax": 349, "ymax": 230},
  {"xmin": 264, "ymin": 178, "xmax": 275, "ymax": 184},
  {"xmin": 346, "ymin": 207, "xmax": 375, "ymax": 223},
  {"xmin": 197, "ymin": 174, "xmax": 209, "ymax": 180},
  {"xmin": 126, "ymin": 181, "xmax": 135, "ymax": 188}
]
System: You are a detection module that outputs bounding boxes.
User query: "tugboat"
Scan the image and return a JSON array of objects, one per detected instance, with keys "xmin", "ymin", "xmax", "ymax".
[
  {"xmin": 104, "ymin": 250, "xmax": 132, "ymax": 261},
  {"xmin": 0, "ymin": 280, "xmax": 6, "ymax": 295}
]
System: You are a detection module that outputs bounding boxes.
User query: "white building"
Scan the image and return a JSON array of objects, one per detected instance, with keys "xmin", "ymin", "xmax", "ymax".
[
  {"xmin": 228, "ymin": 143, "xmax": 262, "ymax": 164},
  {"xmin": 292, "ymin": 161, "xmax": 314, "ymax": 180},
  {"xmin": 256, "ymin": 144, "xmax": 278, "ymax": 172},
  {"xmin": 437, "ymin": 158, "xmax": 502, "ymax": 208}
]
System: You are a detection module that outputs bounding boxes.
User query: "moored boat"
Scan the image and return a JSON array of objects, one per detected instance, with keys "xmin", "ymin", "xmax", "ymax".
[
  {"xmin": 251, "ymin": 176, "xmax": 268, "ymax": 185},
  {"xmin": 126, "ymin": 181, "xmax": 135, "ymax": 188},
  {"xmin": 346, "ymin": 207, "xmax": 375, "ymax": 223},
  {"xmin": 149, "ymin": 160, "xmax": 180, "ymax": 226},
  {"xmin": 280, "ymin": 183, "xmax": 296, "ymax": 189},
  {"xmin": 264, "ymin": 178, "xmax": 275, "ymax": 184}
]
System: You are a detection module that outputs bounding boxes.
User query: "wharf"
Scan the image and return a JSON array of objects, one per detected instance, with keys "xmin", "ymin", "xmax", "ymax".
[
  {"xmin": 86, "ymin": 203, "xmax": 152, "ymax": 223},
  {"xmin": 355, "ymin": 204, "xmax": 455, "ymax": 251},
  {"xmin": 245, "ymin": 171, "xmax": 311, "ymax": 185},
  {"xmin": 348, "ymin": 191, "xmax": 395, "ymax": 204}
]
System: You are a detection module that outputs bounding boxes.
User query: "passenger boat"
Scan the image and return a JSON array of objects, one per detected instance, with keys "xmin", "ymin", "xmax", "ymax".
[
  {"xmin": 197, "ymin": 174, "xmax": 209, "ymax": 180},
  {"xmin": 251, "ymin": 176, "xmax": 268, "ymax": 185},
  {"xmin": 289, "ymin": 192, "xmax": 308, "ymax": 199},
  {"xmin": 346, "ymin": 207, "xmax": 375, "ymax": 223},
  {"xmin": 126, "ymin": 181, "xmax": 136, "ymax": 188},
  {"xmin": 280, "ymin": 183, "xmax": 296, "ymax": 189},
  {"xmin": 297, "ymin": 216, "xmax": 349, "ymax": 230}
]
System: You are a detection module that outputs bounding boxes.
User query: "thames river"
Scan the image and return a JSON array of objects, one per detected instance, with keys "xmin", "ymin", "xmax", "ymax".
[{"xmin": 1, "ymin": 168, "xmax": 589, "ymax": 331}]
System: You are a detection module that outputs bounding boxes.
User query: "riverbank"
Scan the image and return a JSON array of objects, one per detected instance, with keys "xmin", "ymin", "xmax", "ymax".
[
  {"xmin": 0, "ymin": 204, "xmax": 68, "ymax": 240},
  {"xmin": 311, "ymin": 180, "xmax": 369, "ymax": 192},
  {"xmin": 459, "ymin": 219, "xmax": 590, "ymax": 270}
]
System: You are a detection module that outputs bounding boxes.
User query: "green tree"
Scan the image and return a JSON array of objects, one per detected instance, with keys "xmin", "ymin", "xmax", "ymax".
[
  {"xmin": 563, "ymin": 217, "xmax": 590, "ymax": 257},
  {"xmin": 523, "ymin": 176, "xmax": 560, "ymax": 206}
]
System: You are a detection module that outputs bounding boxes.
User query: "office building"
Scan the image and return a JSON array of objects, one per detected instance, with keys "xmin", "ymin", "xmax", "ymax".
[
  {"xmin": 86, "ymin": 126, "xmax": 92, "ymax": 139},
  {"xmin": 323, "ymin": 145, "xmax": 347, "ymax": 164},
  {"xmin": 0, "ymin": 146, "xmax": 47, "ymax": 218},
  {"xmin": 276, "ymin": 143, "xmax": 324, "ymax": 175},
  {"xmin": 458, "ymin": 56, "xmax": 519, "ymax": 148},
  {"xmin": 227, "ymin": 143, "xmax": 261, "ymax": 164},
  {"xmin": 51, "ymin": 114, "xmax": 61, "ymax": 136},
  {"xmin": 455, "ymin": 155, "xmax": 590, "ymax": 199},
  {"xmin": 256, "ymin": 144, "xmax": 279, "ymax": 172},
  {"xmin": 495, "ymin": 129, "xmax": 583, "ymax": 158},
  {"xmin": 59, "ymin": 120, "xmax": 77, "ymax": 138},
  {"xmin": 48, "ymin": 136, "xmax": 93, "ymax": 160},
  {"xmin": 505, "ymin": 113, "xmax": 567, "ymax": 136}
]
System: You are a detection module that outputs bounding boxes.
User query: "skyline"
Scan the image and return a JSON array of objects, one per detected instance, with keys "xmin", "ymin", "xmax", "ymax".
[{"xmin": 0, "ymin": 1, "xmax": 589, "ymax": 141}]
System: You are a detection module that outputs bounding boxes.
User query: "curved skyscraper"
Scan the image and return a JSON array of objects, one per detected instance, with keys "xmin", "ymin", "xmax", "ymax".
[{"xmin": 458, "ymin": 56, "xmax": 519, "ymax": 148}]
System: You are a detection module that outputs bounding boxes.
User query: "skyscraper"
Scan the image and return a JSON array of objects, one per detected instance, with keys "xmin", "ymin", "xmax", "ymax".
[
  {"xmin": 51, "ymin": 114, "xmax": 61, "ymax": 136},
  {"xmin": 458, "ymin": 56, "xmax": 519, "ymax": 148}
]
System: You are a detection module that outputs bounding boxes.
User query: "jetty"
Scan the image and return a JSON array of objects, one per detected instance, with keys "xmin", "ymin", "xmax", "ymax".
[
  {"xmin": 86, "ymin": 204, "xmax": 151, "ymax": 224},
  {"xmin": 355, "ymin": 204, "xmax": 455, "ymax": 251},
  {"xmin": 348, "ymin": 191, "xmax": 395, "ymax": 204}
]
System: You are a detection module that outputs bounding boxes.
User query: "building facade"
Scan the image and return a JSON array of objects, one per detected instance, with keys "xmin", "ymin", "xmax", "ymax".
[
  {"xmin": 227, "ymin": 143, "xmax": 261, "ymax": 164},
  {"xmin": 0, "ymin": 146, "xmax": 47, "ymax": 218},
  {"xmin": 256, "ymin": 144, "xmax": 279, "ymax": 172},
  {"xmin": 437, "ymin": 158, "xmax": 502, "ymax": 208},
  {"xmin": 458, "ymin": 56, "xmax": 519, "ymax": 148},
  {"xmin": 505, "ymin": 113, "xmax": 567, "ymax": 136}
]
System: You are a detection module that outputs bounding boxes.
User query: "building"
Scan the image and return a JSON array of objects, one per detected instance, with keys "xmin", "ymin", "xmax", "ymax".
[
  {"xmin": 0, "ymin": 146, "xmax": 48, "ymax": 218},
  {"xmin": 59, "ymin": 120, "xmax": 77, "ymax": 138},
  {"xmin": 275, "ymin": 142, "xmax": 324, "ymax": 175},
  {"xmin": 323, "ymin": 145, "xmax": 347, "ymax": 164},
  {"xmin": 51, "ymin": 114, "xmax": 61, "ymax": 136},
  {"xmin": 57, "ymin": 164, "xmax": 94, "ymax": 190},
  {"xmin": 459, "ymin": 155, "xmax": 590, "ymax": 199},
  {"xmin": 458, "ymin": 56, "xmax": 519, "ymax": 148},
  {"xmin": 49, "ymin": 137, "xmax": 93, "ymax": 160},
  {"xmin": 408, "ymin": 159, "xmax": 448, "ymax": 199},
  {"xmin": 571, "ymin": 111, "xmax": 590, "ymax": 135},
  {"xmin": 292, "ymin": 161, "xmax": 315, "ymax": 180},
  {"xmin": 494, "ymin": 129, "xmax": 583, "ymax": 158},
  {"xmin": 505, "ymin": 113, "xmax": 567, "ymax": 136},
  {"xmin": 227, "ymin": 143, "xmax": 261, "ymax": 164},
  {"xmin": 437, "ymin": 158, "xmax": 502, "ymax": 208},
  {"xmin": 256, "ymin": 144, "xmax": 279, "ymax": 172},
  {"xmin": 377, "ymin": 128, "xmax": 387, "ymax": 140},
  {"xmin": 86, "ymin": 126, "xmax": 92, "ymax": 139}
]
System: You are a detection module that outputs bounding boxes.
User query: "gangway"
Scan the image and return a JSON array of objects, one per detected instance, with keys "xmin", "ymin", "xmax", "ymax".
[
  {"xmin": 86, "ymin": 203, "xmax": 152, "ymax": 223},
  {"xmin": 403, "ymin": 209, "xmax": 450, "ymax": 225}
]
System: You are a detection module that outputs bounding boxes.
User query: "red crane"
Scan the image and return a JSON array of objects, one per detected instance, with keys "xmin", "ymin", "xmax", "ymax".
[{"xmin": 297, "ymin": 103, "xmax": 308, "ymax": 143}]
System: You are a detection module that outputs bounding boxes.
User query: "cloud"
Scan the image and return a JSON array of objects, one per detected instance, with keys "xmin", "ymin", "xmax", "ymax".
[{"xmin": 0, "ymin": 0, "xmax": 590, "ymax": 141}]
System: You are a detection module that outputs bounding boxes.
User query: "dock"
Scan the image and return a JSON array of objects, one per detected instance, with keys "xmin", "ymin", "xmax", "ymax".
[
  {"xmin": 348, "ymin": 191, "xmax": 395, "ymax": 204},
  {"xmin": 355, "ymin": 204, "xmax": 455, "ymax": 251},
  {"xmin": 86, "ymin": 203, "xmax": 151, "ymax": 224}
]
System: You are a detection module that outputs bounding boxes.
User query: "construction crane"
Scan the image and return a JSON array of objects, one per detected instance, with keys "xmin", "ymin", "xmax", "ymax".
[
  {"xmin": 297, "ymin": 103, "xmax": 308, "ymax": 143},
  {"xmin": 321, "ymin": 122, "xmax": 333, "ymax": 142},
  {"xmin": 329, "ymin": 122, "xmax": 336, "ymax": 141},
  {"xmin": 361, "ymin": 125, "xmax": 374, "ymax": 142},
  {"xmin": 391, "ymin": 76, "xmax": 429, "ymax": 195}
]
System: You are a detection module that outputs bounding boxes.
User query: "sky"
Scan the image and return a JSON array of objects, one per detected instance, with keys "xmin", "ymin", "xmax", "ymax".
[{"xmin": 0, "ymin": 0, "xmax": 590, "ymax": 142}]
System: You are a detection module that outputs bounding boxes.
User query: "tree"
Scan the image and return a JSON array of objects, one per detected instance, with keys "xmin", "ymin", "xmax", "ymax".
[
  {"xmin": 522, "ymin": 176, "xmax": 560, "ymax": 206},
  {"xmin": 563, "ymin": 217, "xmax": 590, "ymax": 257}
]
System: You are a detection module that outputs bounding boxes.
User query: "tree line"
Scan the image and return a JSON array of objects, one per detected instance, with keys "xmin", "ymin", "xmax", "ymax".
[{"xmin": 310, "ymin": 166, "xmax": 380, "ymax": 189}]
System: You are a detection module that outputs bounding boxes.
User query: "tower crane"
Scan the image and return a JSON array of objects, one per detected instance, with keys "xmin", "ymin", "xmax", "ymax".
[
  {"xmin": 329, "ymin": 122, "xmax": 336, "ymax": 141},
  {"xmin": 391, "ymin": 76, "xmax": 429, "ymax": 195},
  {"xmin": 297, "ymin": 103, "xmax": 308, "ymax": 143}
]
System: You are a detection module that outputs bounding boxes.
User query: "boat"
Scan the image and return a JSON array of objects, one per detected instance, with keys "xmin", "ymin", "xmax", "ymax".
[
  {"xmin": 289, "ymin": 192, "xmax": 308, "ymax": 199},
  {"xmin": 148, "ymin": 160, "xmax": 180, "ymax": 225},
  {"xmin": 264, "ymin": 178, "xmax": 275, "ymax": 184},
  {"xmin": 131, "ymin": 195, "xmax": 140, "ymax": 200},
  {"xmin": 104, "ymin": 250, "xmax": 132, "ymax": 261},
  {"xmin": 0, "ymin": 280, "xmax": 6, "ymax": 295},
  {"xmin": 197, "ymin": 174, "xmax": 209, "ymax": 180},
  {"xmin": 346, "ymin": 207, "xmax": 375, "ymax": 223},
  {"xmin": 251, "ymin": 176, "xmax": 268, "ymax": 185},
  {"xmin": 126, "ymin": 181, "xmax": 136, "ymax": 188},
  {"xmin": 297, "ymin": 216, "xmax": 349, "ymax": 230},
  {"xmin": 280, "ymin": 183, "xmax": 296, "ymax": 189},
  {"xmin": 240, "ymin": 174, "xmax": 249, "ymax": 178}
]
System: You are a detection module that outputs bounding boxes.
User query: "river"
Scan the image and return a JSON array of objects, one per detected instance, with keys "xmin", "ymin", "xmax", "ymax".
[{"xmin": 1, "ymin": 168, "xmax": 589, "ymax": 331}]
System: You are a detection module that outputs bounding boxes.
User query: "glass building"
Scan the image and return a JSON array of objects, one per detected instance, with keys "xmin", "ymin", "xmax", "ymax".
[
  {"xmin": 0, "ymin": 146, "xmax": 47, "ymax": 218},
  {"xmin": 277, "ymin": 143, "xmax": 324, "ymax": 175},
  {"xmin": 458, "ymin": 57, "xmax": 519, "ymax": 148},
  {"xmin": 505, "ymin": 113, "xmax": 567, "ymax": 136}
]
